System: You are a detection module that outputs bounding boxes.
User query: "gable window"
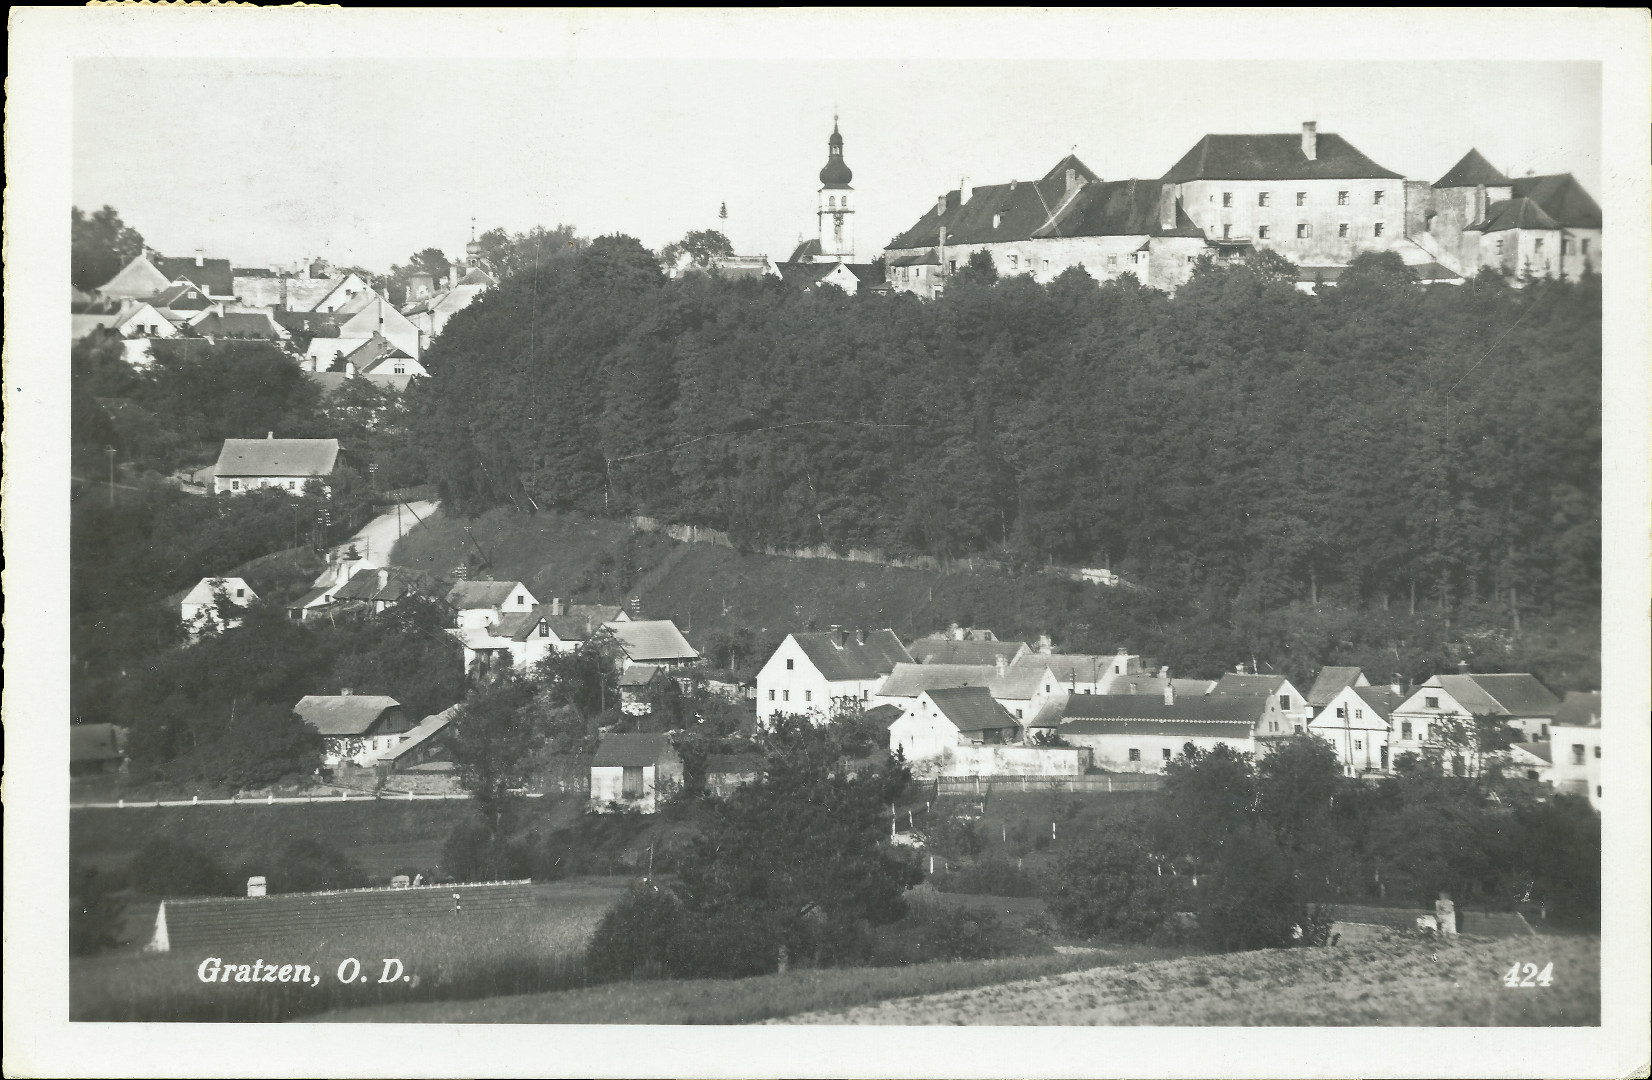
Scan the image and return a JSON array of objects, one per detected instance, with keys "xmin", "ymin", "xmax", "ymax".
[
  {"xmin": 1295, "ymin": 192, "xmax": 1307, "ymax": 206},
  {"xmin": 1222, "ymin": 192, "xmax": 1233, "ymax": 207},
  {"xmin": 1258, "ymin": 192, "xmax": 1271, "ymax": 207},
  {"xmin": 1279, "ymin": 694, "xmax": 1292, "ymax": 710},
  {"xmin": 1041, "ymin": 260, "xmax": 1050, "ymax": 273},
  {"xmin": 1008, "ymin": 255, "xmax": 1018, "ymax": 270},
  {"xmin": 804, "ymin": 691, "xmax": 811, "ymax": 702},
  {"xmin": 539, "ymin": 622, "xmax": 550, "ymax": 638},
  {"xmin": 1270, "ymin": 721, "xmax": 1278, "ymax": 732},
  {"xmin": 1354, "ymin": 709, "xmax": 1363, "ymax": 720},
  {"xmin": 393, "ymin": 364, "xmax": 406, "ymax": 374},
  {"xmin": 1354, "ymin": 740, "xmax": 1362, "ymax": 750},
  {"xmin": 1336, "ymin": 707, "xmax": 1347, "ymax": 719},
  {"xmin": 1257, "ymin": 225, "xmax": 1271, "ymax": 239},
  {"xmin": 786, "ymin": 658, "xmax": 794, "ymax": 670},
  {"xmin": 1045, "ymin": 684, "xmax": 1051, "ymax": 694},
  {"xmin": 1128, "ymin": 748, "xmax": 1141, "ymax": 762},
  {"xmin": 1338, "ymin": 223, "xmax": 1350, "ymax": 238},
  {"xmin": 515, "ymin": 594, "xmax": 525, "ymax": 606},
  {"xmin": 1373, "ymin": 222, "xmax": 1385, "ymax": 237},
  {"xmin": 1401, "ymin": 721, "xmax": 1413, "ymax": 740},
  {"xmin": 1107, "ymin": 254, "xmax": 1118, "ymax": 266},
  {"xmin": 1425, "ymin": 696, "xmax": 1439, "ymax": 709},
  {"xmin": 1373, "ymin": 190, "xmax": 1386, "ymax": 204},
  {"xmin": 1337, "ymin": 191, "xmax": 1349, "ymax": 205},
  {"xmin": 1495, "ymin": 238, "xmax": 1505, "ymax": 254},
  {"xmin": 235, "ymin": 588, "xmax": 245, "ymax": 598},
  {"xmin": 1296, "ymin": 223, "xmax": 1311, "ymax": 239}
]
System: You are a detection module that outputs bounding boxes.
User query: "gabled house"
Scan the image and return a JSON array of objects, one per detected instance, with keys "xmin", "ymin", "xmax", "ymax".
[
  {"xmin": 152, "ymin": 255, "xmax": 235, "ymax": 298},
  {"xmin": 310, "ymin": 272, "xmax": 375, "ymax": 314},
  {"xmin": 180, "ymin": 576, "xmax": 257, "ymax": 638},
  {"xmin": 112, "ymin": 300, "xmax": 186, "ymax": 339},
  {"xmin": 590, "ymin": 734, "xmax": 683, "ymax": 814},
  {"xmin": 1548, "ymin": 691, "xmax": 1601, "ymax": 808},
  {"xmin": 1057, "ymin": 692, "xmax": 1263, "ymax": 772},
  {"xmin": 401, "ymin": 267, "xmax": 497, "ymax": 351},
  {"xmin": 330, "ymin": 567, "xmax": 419, "ymax": 615},
  {"xmin": 286, "ymin": 552, "xmax": 379, "ymax": 623},
  {"xmin": 338, "ymin": 333, "xmax": 426, "ymax": 378},
  {"xmin": 184, "ymin": 309, "xmax": 288, "ymax": 343},
  {"xmin": 874, "ymin": 654, "xmax": 1071, "ymax": 737},
  {"xmin": 1389, "ymin": 672, "xmax": 1561, "ymax": 774},
  {"xmin": 213, "ymin": 437, "xmax": 340, "ymax": 496},
  {"xmin": 446, "ymin": 581, "xmax": 539, "ymax": 630},
  {"xmin": 94, "ymin": 255, "xmax": 175, "ymax": 302},
  {"xmin": 1210, "ymin": 672, "xmax": 1313, "ymax": 741},
  {"xmin": 1306, "ymin": 666, "xmax": 1370, "ymax": 717},
  {"xmin": 888, "ymin": 687, "xmax": 1021, "ymax": 763},
  {"xmin": 755, "ymin": 627, "xmax": 911, "ymax": 725},
  {"xmin": 605, "ymin": 619, "xmax": 700, "ymax": 671},
  {"xmin": 617, "ymin": 664, "xmax": 665, "ymax": 715},
  {"xmin": 1310, "ymin": 683, "xmax": 1402, "ymax": 775},
  {"xmin": 295, "ymin": 693, "xmax": 410, "ymax": 767},
  {"xmin": 908, "ymin": 636, "xmax": 1029, "ymax": 667}
]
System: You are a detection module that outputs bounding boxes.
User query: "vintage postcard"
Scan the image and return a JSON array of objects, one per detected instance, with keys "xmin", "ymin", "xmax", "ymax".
[{"xmin": 5, "ymin": 7, "xmax": 1648, "ymax": 1078}]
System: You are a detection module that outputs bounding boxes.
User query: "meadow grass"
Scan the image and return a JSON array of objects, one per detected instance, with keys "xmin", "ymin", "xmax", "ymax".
[
  {"xmin": 321, "ymin": 947, "xmax": 1185, "ymax": 1024},
  {"xmin": 71, "ymin": 880, "xmax": 623, "ymax": 1022}
]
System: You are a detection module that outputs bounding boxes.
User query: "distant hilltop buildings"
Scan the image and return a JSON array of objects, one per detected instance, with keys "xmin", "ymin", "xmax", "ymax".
[{"xmin": 881, "ymin": 122, "xmax": 1600, "ymax": 297}]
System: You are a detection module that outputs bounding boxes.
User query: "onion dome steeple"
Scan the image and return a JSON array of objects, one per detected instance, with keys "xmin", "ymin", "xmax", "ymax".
[{"xmin": 819, "ymin": 118, "xmax": 853, "ymax": 188}]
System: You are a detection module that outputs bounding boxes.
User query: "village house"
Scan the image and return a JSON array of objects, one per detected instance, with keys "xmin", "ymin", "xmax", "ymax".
[
  {"xmin": 605, "ymin": 619, "xmax": 700, "ymax": 672},
  {"xmin": 294, "ymin": 693, "xmax": 411, "ymax": 768},
  {"xmin": 285, "ymin": 552, "xmax": 378, "ymax": 623},
  {"xmin": 1388, "ymin": 672, "xmax": 1562, "ymax": 773},
  {"xmin": 111, "ymin": 299, "xmax": 187, "ymax": 340},
  {"xmin": 329, "ymin": 567, "xmax": 420, "ymax": 616},
  {"xmin": 755, "ymin": 626, "xmax": 912, "ymax": 726},
  {"xmin": 1309, "ymin": 682, "xmax": 1403, "ymax": 775},
  {"xmin": 617, "ymin": 664, "xmax": 666, "ymax": 715},
  {"xmin": 885, "ymin": 155, "xmax": 1209, "ymax": 297},
  {"xmin": 589, "ymin": 733, "xmax": 683, "ymax": 814},
  {"xmin": 1548, "ymin": 691, "xmax": 1601, "ymax": 808},
  {"xmin": 212, "ymin": 436, "xmax": 341, "ymax": 496},
  {"xmin": 369, "ymin": 707, "xmax": 459, "ymax": 791},
  {"xmin": 401, "ymin": 266, "xmax": 498, "ymax": 351},
  {"xmin": 1306, "ymin": 666, "xmax": 1371, "ymax": 718},
  {"xmin": 1056, "ymin": 691, "xmax": 1262, "ymax": 772},
  {"xmin": 95, "ymin": 251, "xmax": 235, "ymax": 302},
  {"xmin": 887, "ymin": 686, "xmax": 1022, "ymax": 763},
  {"xmin": 180, "ymin": 576, "xmax": 257, "ymax": 638},
  {"xmin": 446, "ymin": 581, "xmax": 539, "ymax": 630},
  {"xmin": 1210, "ymin": 672, "xmax": 1315, "ymax": 742},
  {"xmin": 909, "ymin": 636, "xmax": 1029, "ymax": 667},
  {"xmin": 184, "ymin": 309, "xmax": 289, "ymax": 344}
]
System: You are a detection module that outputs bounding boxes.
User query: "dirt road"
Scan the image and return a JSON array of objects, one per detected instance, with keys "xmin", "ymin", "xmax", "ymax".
[{"xmin": 335, "ymin": 499, "xmax": 439, "ymax": 565}]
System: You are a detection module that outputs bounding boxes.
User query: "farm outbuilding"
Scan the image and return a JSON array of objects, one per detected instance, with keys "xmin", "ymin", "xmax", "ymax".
[{"xmin": 590, "ymin": 733, "xmax": 683, "ymax": 814}]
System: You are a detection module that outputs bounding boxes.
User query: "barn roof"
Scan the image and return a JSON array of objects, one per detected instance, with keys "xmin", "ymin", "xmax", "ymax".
[
  {"xmin": 378, "ymin": 708, "xmax": 457, "ymax": 763},
  {"xmin": 863, "ymin": 703, "xmax": 905, "ymax": 731},
  {"xmin": 607, "ymin": 620, "xmax": 699, "ymax": 663},
  {"xmin": 616, "ymin": 663, "xmax": 663, "ymax": 688},
  {"xmin": 1469, "ymin": 197, "xmax": 1560, "ymax": 233},
  {"xmin": 925, "ymin": 686, "xmax": 1019, "ymax": 734},
  {"xmin": 790, "ymin": 629, "xmax": 910, "ymax": 682},
  {"xmin": 294, "ymin": 694, "xmax": 400, "ymax": 736},
  {"xmin": 592, "ymin": 733, "xmax": 676, "ymax": 768},
  {"xmin": 214, "ymin": 438, "xmax": 339, "ymax": 479}
]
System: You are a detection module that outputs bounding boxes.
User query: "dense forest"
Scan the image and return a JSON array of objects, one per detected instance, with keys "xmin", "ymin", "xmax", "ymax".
[{"xmin": 412, "ymin": 241, "xmax": 1600, "ymax": 623}]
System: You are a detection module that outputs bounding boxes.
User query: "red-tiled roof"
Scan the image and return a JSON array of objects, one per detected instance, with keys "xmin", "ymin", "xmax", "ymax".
[{"xmin": 1161, "ymin": 132, "xmax": 1403, "ymax": 183}]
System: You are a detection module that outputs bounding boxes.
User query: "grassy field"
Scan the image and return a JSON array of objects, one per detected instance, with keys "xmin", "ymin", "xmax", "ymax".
[
  {"xmin": 71, "ymin": 879, "xmax": 625, "ymax": 1022},
  {"xmin": 321, "ymin": 947, "xmax": 1187, "ymax": 1024},
  {"xmin": 781, "ymin": 931, "xmax": 1601, "ymax": 1026}
]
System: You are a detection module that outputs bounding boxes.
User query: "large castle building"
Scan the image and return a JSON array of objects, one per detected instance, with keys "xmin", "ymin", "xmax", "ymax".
[{"xmin": 885, "ymin": 122, "xmax": 1600, "ymax": 297}]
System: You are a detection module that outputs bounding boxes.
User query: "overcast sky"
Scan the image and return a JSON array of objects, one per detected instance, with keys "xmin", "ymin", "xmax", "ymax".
[{"xmin": 75, "ymin": 56, "xmax": 1600, "ymax": 272}]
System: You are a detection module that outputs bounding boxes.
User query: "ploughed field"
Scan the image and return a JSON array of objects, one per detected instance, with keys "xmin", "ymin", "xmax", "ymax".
[{"xmin": 777, "ymin": 931, "xmax": 1601, "ymax": 1026}]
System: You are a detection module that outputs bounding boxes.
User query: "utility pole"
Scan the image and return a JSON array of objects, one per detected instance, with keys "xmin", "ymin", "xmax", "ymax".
[{"xmin": 106, "ymin": 447, "xmax": 116, "ymax": 507}]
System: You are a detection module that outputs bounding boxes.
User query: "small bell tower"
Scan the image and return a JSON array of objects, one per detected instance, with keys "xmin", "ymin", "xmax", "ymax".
[{"xmin": 816, "ymin": 116, "xmax": 855, "ymax": 262}]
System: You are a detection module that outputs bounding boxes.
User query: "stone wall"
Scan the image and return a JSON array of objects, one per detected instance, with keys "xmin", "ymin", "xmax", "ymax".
[{"xmin": 933, "ymin": 745, "xmax": 1092, "ymax": 778}]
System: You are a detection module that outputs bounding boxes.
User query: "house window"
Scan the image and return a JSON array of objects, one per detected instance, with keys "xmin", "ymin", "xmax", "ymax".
[
  {"xmin": 1270, "ymin": 721, "xmax": 1278, "ymax": 732},
  {"xmin": 1222, "ymin": 192, "xmax": 1233, "ymax": 207},
  {"xmin": 1258, "ymin": 225, "xmax": 1271, "ymax": 239},
  {"xmin": 1374, "ymin": 190, "xmax": 1386, "ymax": 204},
  {"xmin": 1355, "ymin": 740, "xmax": 1362, "ymax": 750},
  {"xmin": 1581, "ymin": 239, "xmax": 1591, "ymax": 255},
  {"xmin": 1336, "ymin": 707, "xmax": 1347, "ymax": 719},
  {"xmin": 1128, "ymin": 748, "xmax": 1141, "ymax": 762},
  {"xmin": 1571, "ymin": 744, "xmax": 1586, "ymax": 765},
  {"xmin": 231, "ymin": 480, "xmax": 241, "ymax": 491},
  {"xmin": 1162, "ymin": 748, "xmax": 1172, "ymax": 760},
  {"xmin": 1337, "ymin": 191, "xmax": 1349, "ymax": 205},
  {"xmin": 804, "ymin": 691, "xmax": 811, "ymax": 702},
  {"xmin": 1041, "ymin": 260, "xmax": 1050, "ymax": 272},
  {"xmin": 1107, "ymin": 254, "xmax": 1118, "ymax": 267},
  {"xmin": 768, "ymin": 690, "xmax": 775, "ymax": 701},
  {"xmin": 1355, "ymin": 709, "xmax": 1363, "ymax": 720},
  {"xmin": 235, "ymin": 588, "xmax": 245, "ymax": 598},
  {"xmin": 1373, "ymin": 223, "xmax": 1385, "ymax": 237},
  {"xmin": 1258, "ymin": 192, "xmax": 1271, "ymax": 207},
  {"xmin": 288, "ymin": 481, "xmax": 296, "ymax": 490},
  {"xmin": 1594, "ymin": 745, "xmax": 1601, "ymax": 758},
  {"xmin": 393, "ymin": 364, "xmax": 406, "ymax": 374},
  {"xmin": 1045, "ymin": 684, "xmax": 1051, "ymax": 694},
  {"xmin": 949, "ymin": 260, "xmax": 957, "ymax": 273},
  {"xmin": 1016, "ymin": 708, "xmax": 1023, "ymax": 718},
  {"xmin": 1534, "ymin": 237, "xmax": 1545, "ymax": 252},
  {"xmin": 1495, "ymin": 238, "xmax": 1505, "ymax": 254},
  {"xmin": 1294, "ymin": 724, "xmax": 1303, "ymax": 735},
  {"xmin": 1296, "ymin": 223, "xmax": 1310, "ymax": 239},
  {"xmin": 1222, "ymin": 224, "xmax": 1232, "ymax": 239},
  {"xmin": 1401, "ymin": 721, "xmax": 1413, "ymax": 740},
  {"xmin": 1009, "ymin": 255, "xmax": 1018, "ymax": 270},
  {"xmin": 1279, "ymin": 695, "xmax": 1292, "ymax": 711},
  {"xmin": 1561, "ymin": 238, "xmax": 1570, "ymax": 255},
  {"xmin": 539, "ymin": 622, "xmax": 550, "ymax": 638},
  {"xmin": 786, "ymin": 658, "xmax": 794, "ymax": 670},
  {"xmin": 515, "ymin": 594, "xmax": 525, "ymax": 606},
  {"xmin": 1425, "ymin": 696, "xmax": 1439, "ymax": 709},
  {"xmin": 1338, "ymin": 223, "xmax": 1350, "ymax": 238},
  {"xmin": 782, "ymin": 690, "xmax": 789, "ymax": 702},
  {"xmin": 1596, "ymin": 785, "xmax": 1602, "ymax": 798},
  {"xmin": 621, "ymin": 766, "xmax": 644, "ymax": 799}
]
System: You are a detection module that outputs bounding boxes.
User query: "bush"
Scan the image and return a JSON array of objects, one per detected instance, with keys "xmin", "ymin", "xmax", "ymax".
[
  {"xmin": 245, "ymin": 837, "xmax": 368, "ymax": 894},
  {"xmin": 932, "ymin": 856, "xmax": 1041, "ymax": 897},
  {"xmin": 1043, "ymin": 822, "xmax": 1179, "ymax": 942},
  {"xmin": 863, "ymin": 895, "xmax": 1040, "ymax": 966},
  {"xmin": 584, "ymin": 885, "xmax": 788, "ymax": 980},
  {"xmin": 128, "ymin": 837, "xmax": 232, "ymax": 897},
  {"xmin": 440, "ymin": 820, "xmax": 533, "ymax": 883},
  {"xmin": 70, "ymin": 861, "xmax": 126, "ymax": 955},
  {"xmin": 924, "ymin": 815, "xmax": 985, "ymax": 859}
]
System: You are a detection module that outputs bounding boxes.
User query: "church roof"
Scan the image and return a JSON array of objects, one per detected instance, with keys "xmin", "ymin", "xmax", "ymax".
[
  {"xmin": 819, "ymin": 122, "xmax": 853, "ymax": 188},
  {"xmin": 1434, "ymin": 148, "xmax": 1512, "ymax": 189}
]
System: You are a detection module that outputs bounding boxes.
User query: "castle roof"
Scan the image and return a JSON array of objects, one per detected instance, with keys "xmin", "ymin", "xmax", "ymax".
[
  {"xmin": 1434, "ymin": 148, "xmax": 1513, "ymax": 189},
  {"xmin": 1161, "ymin": 131, "xmax": 1403, "ymax": 183}
]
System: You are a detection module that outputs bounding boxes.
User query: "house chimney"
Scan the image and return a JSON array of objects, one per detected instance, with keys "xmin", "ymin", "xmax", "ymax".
[
  {"xmin": 995, "ymin": 655, "xmax": 1007, "ymax": 676},
  {"xmin": 1301, "ymin": 122, "xmax": 1318, "ymax": 161},
  {"xmin": 266, "ymin": 431, "xmax": 274, "ymax": 439},
  {"xmin": 551, "ymin": 597, "xmax": 562, "ymax": 616},
  {"xmin": 341, "ymin": 687, "xmax": 352, "ymax": 696},
  {"xmin": 195, "ymin": 248, "xmax": 205, "ymax": 267},
  {"xmin": 936, "ymin": 193, "xmax": 948, "ymax": 218},
  {"xmin": 959, "ymin": 177, "xmax": 973, "ymax": 204},
  {"xmin": 855, "ymin": 627, "xmax": 865, "ymax": 645},
  {"xmin": 1159, "ymin": 183, "xmax": 1178, "ymax": 231}
]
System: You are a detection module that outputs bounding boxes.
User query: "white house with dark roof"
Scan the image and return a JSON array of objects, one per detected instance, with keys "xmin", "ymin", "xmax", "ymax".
[
  {"xmin": 213, "ymin": 437, "xmax": 340, "ymax": 495},
  {"xmin": 1548, "ymin": 690, "xmax": 1601, "ymax": 808},
  {"xmin": 1310, "ymin": 683, "xmax": 1402, "ymax": 775},
  {"xmin": 294, "ymin": 693, "xmax": 410, "ymax": 767},
  {"xmin": 1389, "ymin": 672, "xmax": 1561, "ymax": 774},
  {"xmin": 604, "ymin": 619, "xmax": 699, "ymax": 671},
  {"xmin": 888, "ymin": 686, "xmax": 1021, "ymax": 763},
  {"xmin": 1306, "ymin": 666, "xmax": 1370, "ymax": 717},
  {"xmin": 590, "ymin": 733, "xmax": 683, "ymax": 814},
  {"xmin": 446, "ymin": 581, "xmax": 538, "ymax": 630},
  {"xmin": 450, "ymin": 599, "xmax": 600, "ymax": 676},
  {"xmin": 910, "ymin": 636, "xmax": 1030, "ymax": 667},
  {"xmin": 180, "ymin": 576, "xmax": 257, "ymax": 639},
  {"xmin": 885, "ymin": 154, "xmax": 1210, "ymax": 296},
  {"xmin": 1210, "ymin": 672, "xmax": 1314, "ymax": 742},
  {"xmin": 756, "ymin": 627, "xmax": 913, "ymax": 725},
  {"xmin": 1058, "ymin": 693, "xmax": 1264, "ymax": 772}
]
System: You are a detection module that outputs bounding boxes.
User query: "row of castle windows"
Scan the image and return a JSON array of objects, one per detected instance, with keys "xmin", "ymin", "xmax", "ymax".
[
  {"xmin": 1221, "ymin": 222, "xmax": 1385, "ymax": 240},
  {"xmin": 1219, "ymin": 190, "xmax": 1380, "ymax": 207}
]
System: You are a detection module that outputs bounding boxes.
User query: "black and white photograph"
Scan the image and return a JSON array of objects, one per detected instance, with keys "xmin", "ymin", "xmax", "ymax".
[{"xmin": 5, "ymin": 8, "xmax": 1649, "ymax": 1078}]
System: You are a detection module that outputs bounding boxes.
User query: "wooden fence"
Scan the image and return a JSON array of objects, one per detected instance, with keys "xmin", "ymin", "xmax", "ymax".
[{"xmin": 934, "ymin": 773, "xmax": 1163, "ymax": 796}]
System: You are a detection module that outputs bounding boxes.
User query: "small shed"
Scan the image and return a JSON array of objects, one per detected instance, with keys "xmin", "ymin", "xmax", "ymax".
[
  {"xmin": 617, "ymin": 663, "xmax": 664, "ymax": 715},
  {"xmin": 590, "ymin": 733, "xmax": 683, "ymax": 814},
  {"xmin": 71, "ymin": 724, "xmax": 126, "ymax": 776}
]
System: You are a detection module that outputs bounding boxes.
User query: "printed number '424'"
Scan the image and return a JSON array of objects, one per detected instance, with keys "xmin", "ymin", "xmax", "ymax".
[{"xmin": 1503, "ymin": 962, "xmax": 1554, "ymax": 988}]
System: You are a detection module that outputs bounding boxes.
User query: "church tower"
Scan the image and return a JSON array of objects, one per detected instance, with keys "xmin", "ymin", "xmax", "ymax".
[{"xmin": 815, "ymin": 118, "xmax": 855, "ymax": 263}]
